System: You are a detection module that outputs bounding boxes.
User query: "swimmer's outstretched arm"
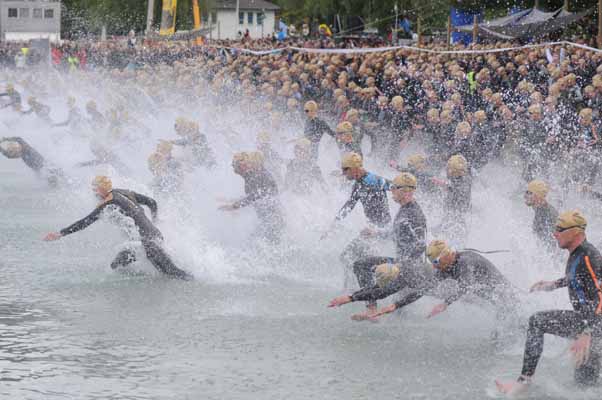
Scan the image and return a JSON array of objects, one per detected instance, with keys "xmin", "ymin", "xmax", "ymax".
[{"xmin": 43, "ymin": 203, "xmax": 108, "ymax": 241}]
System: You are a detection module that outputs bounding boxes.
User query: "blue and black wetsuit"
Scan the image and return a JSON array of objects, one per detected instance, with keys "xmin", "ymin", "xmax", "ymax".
[
  {"xmin": 336, "ymin": 172, "xmax": 393, "ymax": 273},
  {"xmin": 335, "ymin": 172, "xmax": 392, "ymax": 228},
  {"xmin": 520, "ymin": 240, "xmax": 602, "ymax": 384},
  {"xmin": 59, "ymin": 189, "xmax": 190, "ymax": 279}
]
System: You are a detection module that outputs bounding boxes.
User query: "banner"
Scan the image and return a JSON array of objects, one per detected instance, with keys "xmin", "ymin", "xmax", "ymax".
[{"xmin": 160, "ymin": 0, "xmax": 178, "ymax": 36}]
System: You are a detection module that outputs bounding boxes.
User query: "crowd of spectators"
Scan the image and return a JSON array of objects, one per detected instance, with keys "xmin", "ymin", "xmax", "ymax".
[{"xmin": 3, "ymin": 18, "xmax": 602, "ymax": 188}]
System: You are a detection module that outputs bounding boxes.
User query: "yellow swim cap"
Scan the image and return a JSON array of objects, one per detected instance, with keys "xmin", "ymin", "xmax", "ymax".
[
  {"xmin": 341, "ymin": 152, "xmax": 363, "ymax": 169},
  {"xmin": 336, "ymin": 121, "xmax": 353, "ymax": 134},
  {"xmin": 407, "ymin": 154, "xmax": 426, "ymax": 171},
  {"xmin": 426, "ymin": 240, "xmax": 451, "ymax": 263},
  {"xmin": 447, "ymin": 155, "xmax": 468, "ymax": 177},
  {"xmin": 375, "ymin": 263, "xmax": 400, "ymax": 287},
  {"xmin": 304, "ymin": 100, "xmax": 318, "ymax": 112},
  {"xmin": 92, "ymin": 175, "xmax": 112, "ymax": 192},
  {"xmin": 527, "ymin": 180, "xmax": 549, "ymax": 199},
  {"xmin": 157, "ymin": 141, "xmax": 173, "ymax": 155},
  {"xmin": 392, "ymin": 172, "xmax": 417, "ymax": 192},
  {"xmin": 2, "ymin": 141, "xmax": 22, "ymax": 158},
  {"xmin": 556, "ymin": 210, "xmax": 587, "ymax": 231},
  {"xmin": 257, "ymin": 131, "xmax": 271, "ymax": 144}
]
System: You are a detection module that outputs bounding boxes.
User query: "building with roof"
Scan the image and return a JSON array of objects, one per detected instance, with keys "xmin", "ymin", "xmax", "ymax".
[
  {"xmin": 0, "ymin": 0, "xmax": 60, "ymax": 42},
  {"xmin": 203, "ymin": 0, "xmax": 279, "ymax": 40}
]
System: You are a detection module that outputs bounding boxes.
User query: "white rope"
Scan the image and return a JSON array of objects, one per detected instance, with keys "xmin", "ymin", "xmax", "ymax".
[{"xmin": 200, "ymin": 40, "xmax": 602, "ymax": 56}]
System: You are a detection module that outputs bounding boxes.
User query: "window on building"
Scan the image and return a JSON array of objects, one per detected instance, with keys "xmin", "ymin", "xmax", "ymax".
[
  {"xmin": 8, "ymin": 8, "xmax": 17, "ymax": 18},
  {"xmin": 247, "ymin": 12, "xmax": 253, "ymax": 24},
  {"xmin": 211, "ymin": 12, "xmax": 217, "ymax": 23},
  {"xmin": 19, "ymin": 8, "xmax": 29, "ymax": 18},
  {"xmin": 257, "ymin": 12, "xmax": 264, "ymax": 25},
  {"xmin": 44, "ymin": 8, "xmax": 54, "ymax": 19},
  {"xmin": 33, "ymin": 8, "xmax": 42, "ymax": 18},
  {"xmin": 239, "ymin": 11, "xmax": 244, "ymax": 25}
]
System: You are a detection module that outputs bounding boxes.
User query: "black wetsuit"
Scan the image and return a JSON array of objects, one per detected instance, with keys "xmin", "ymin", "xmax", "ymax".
[
  {"xmin": 55, "ymin": 107, "xmax": 83, "ymax": 128},
  {"xmin": 59, "ymin": 189, "xmax": 190, "ymax": 279},
  {"xmin": 0, "ymin": 91, "xmax": 21, "ymax": 109},
  {"xmin": 151, "ymin": 157, "xmax": 183, "ymax": 193},
  {"xmin": 173, "ymin": 135, "xmax": 216, "ymax": 168},
  {"xmin": 446, "ymin": 175, "xmax": 472, "ymax": 214},
  {"xmin": 440, "ymin": 175, "xmax": 472, "ymax": 245},
  {"xmin": 351, "ymin": 200, "xmax": 428, "ymax": 306},
  {"xmin": 23, "ymin": 103, "xmax": 51, "ymax": 123},
  {"xmin": 284, "ymin": 158, "xmax": 325, "ymax": 195},
  {"xmin": 88, "ymin": 109, "xmax": 107, "ymax": 130},
  {"xmin": 304, "ymin": 117, "xmax": 335, "ymax": 160},
  {"xmin": 0, "ymin": 137, "xmax": 44, "ymax": 170},
  {"xmin": 520, "ymin": 240, "xmax": 602, "ymax": 384},
  {"xmin": 0, "ymin": 136, "xmax": 63, "ymax": 185},
  {"xmin": 233, "ymin": 167, "xmax": 284, "ymax": 243},
  {"xmin": 394, "ymin": 251, "xmax": 516, "ymax": 314},
  {"xmin": 396, "ymin": 166, "xmax": 437, "ymax": 194},
  {"xmin": 532, "ymin": 203, "xmax": 558, "ymax": 249}
]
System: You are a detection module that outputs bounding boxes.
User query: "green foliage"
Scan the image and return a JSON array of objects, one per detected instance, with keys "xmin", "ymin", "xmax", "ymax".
[
  {"xmin": 62, "ymin": 0, "xmax": 213, "ymax": 37},
  {"xmin": 61, "ymin": 0, "xmax": 599, "ymax": 37}
]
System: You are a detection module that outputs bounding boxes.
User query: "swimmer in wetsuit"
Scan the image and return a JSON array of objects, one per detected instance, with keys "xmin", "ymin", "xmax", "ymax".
[
  {"xmin": 0, "ymin": 84, "xmax": 22, "ymax": 111},
  {"xmin": 390, "ymin": 154, "xmax": 438, "ymax": 195},
  {"xmin": 369, "ymin": 240, "xmax": 517, "ymax": 324},
  {"xmin": 22, "ymin": 97, "xmax": 52, "ymax": 124},
  {"xmin": 86, "ymin": 101, "xmax": 107, "ymax": 131},
  {"xmin": 77, "ymin": 140, "xmax": 130, "ymax": 175},
  {"xmin": 0, "ymin": 136, "xmax": 64, "ymax": 186},
  {"xmin": 168, "ymin": 117, "xmax": 216, "ymax": 169},
  {"xmin": 43, "ymin": 176, "xmax": 191, "ymax": 280},
  {"xmin": 328, "ymin": 172, "xmax": 428, "ymax": 320},
  {"xmin": 432, "ymin": 155, "xmax": 472, "ymax": 247},
  {"xmin": 53, "ymin": 96, "xmax": 84, "ymax": 130},
  {"xmin": 524, "ymin": 180, "xmax": 558, "ymax": 250},
  {"xmin": 326, "ymin": 152, "xmax": 393, "ymax": 277},
  {"xmin": 303, "ymin": 100, "xmax": 336, "ymax": 161},
  {"xmin": 497, "ymin": 210, "xmax": 602, "ymax": 395},
  {"xmin": 219, "ymin": 151, "xmax": 284, "ymax": 244},
  {"xmin": 284, "ymin": 138, "xmax": 327, "ymax": 195}
]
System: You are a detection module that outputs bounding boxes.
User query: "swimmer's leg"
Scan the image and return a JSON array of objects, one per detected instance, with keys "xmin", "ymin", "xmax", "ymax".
[
  {"xmin": 142, "ymin": 238, "xmax": 192, "ymax": 280},
  {"xmin": 111, "ymin": 248, "xmax": 137, "ymax": 270}
]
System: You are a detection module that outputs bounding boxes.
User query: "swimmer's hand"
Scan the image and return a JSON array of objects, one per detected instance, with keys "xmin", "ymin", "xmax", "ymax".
[
  {"xmin": 360, "ymin": 227, "xmax": 376, "ymax": 238},
  {"xmin": 427, "ymin": 303, "xmax": 447, "ymax": 318},
  {"xmin": 431, "ymin": 177, "xmax": 448, "ymax": 186},
  {"xmin": 218, "ymin": 204, "xmax": 238, "ymax": 211},
  {"xmin": 368, "ymin": 303, "xmax": 397, "ymax": 319},
  {"xmin": 351, "ymin": 310, "xmax": 380, "ymax": 322},
  {"xmin": 529, "ymin": 280, "xmax": 556, "ymax": 292},
  {"xmin": 328, "ymin": 295, "xmax": 352, "ymax": 308},
  {"xmin": 43, "ymin": 232, "xmax": 62, "ymax": 241},
  {"xmin": 571, "ymin": 332, "xmax": 592, "ymax": 367}
]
